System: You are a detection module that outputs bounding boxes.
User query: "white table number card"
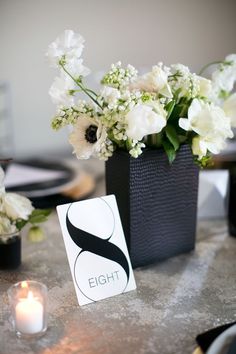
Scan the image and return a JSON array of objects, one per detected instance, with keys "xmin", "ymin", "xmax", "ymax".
[{"xmin": 56, "ymin": 195, "xmax": 136, "ymax": 306}]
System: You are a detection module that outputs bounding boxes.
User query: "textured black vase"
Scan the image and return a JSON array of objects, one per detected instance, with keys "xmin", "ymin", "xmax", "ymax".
[{"xmin": 106, "ymin": 144, "xmax": 199, "ymax": 268}]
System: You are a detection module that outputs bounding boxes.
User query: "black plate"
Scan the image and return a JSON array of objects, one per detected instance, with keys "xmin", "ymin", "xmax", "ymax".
[{"xmin": 6, "ymin": 159, "xmax": 76, "ymax": 208}]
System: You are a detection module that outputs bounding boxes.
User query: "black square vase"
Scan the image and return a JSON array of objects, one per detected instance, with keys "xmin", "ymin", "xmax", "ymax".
[{"xmin": 106, "ymin": 144, "xmax": 199, "ymax": 268}]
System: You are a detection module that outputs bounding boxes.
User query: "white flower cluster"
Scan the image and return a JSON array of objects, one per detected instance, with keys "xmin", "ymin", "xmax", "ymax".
[
  {"xmin": 101, "ymin": 62, "xmax": 138, "ymax": 89},
  {"xmin": 0, "ymin": 167, "xmax": 34, "ymax": 234},
  {"xmin": 47, "ymin": 30, "xmax": 236, "ymax": 164}
]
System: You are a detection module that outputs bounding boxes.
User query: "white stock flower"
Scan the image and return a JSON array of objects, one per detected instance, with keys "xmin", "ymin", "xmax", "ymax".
[
  {"xmin": 179, "ymin": 99, "xmax": 233, "ymax": 159},
  {"xmin": 2, "ymin": 193, "xmax": 34, "ymax": 221},
  {"xmin": 125, "ymin": 103, "xmax": 167, "ymax": 141},
  {"xmin": 49, "ymin": 74, "xmax": 75, "ymax": 107},
  {"xmin": 69, "ymin": 115, "xmax": 107, "ymax": 159},
  {"xmin": 46, "ymin": 30, "xmax": 85, "ymax": 67},
  {"xmin": 130, "ymin": 65, "xmax": 172, "ymax": 98},
  {"xmin": 223, "ymin": 92, "xmax": 236, "ymax": 127}
]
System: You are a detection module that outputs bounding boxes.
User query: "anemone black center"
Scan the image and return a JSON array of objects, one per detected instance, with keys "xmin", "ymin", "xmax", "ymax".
[{"xmin": 85, "ymin": 125, "xmax": 98, "ymax": 144}]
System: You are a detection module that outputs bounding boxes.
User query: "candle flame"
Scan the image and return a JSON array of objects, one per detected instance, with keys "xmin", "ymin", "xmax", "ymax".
[
  {"xmin": 27, "ymin": 291, "xmax": 34, "ymax": 300},
  {"xmin": 21, "ymin": 281, "xmax": 28, "ymax": 289}
]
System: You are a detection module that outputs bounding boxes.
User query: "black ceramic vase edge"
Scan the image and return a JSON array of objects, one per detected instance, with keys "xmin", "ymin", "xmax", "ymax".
[{"xmin": 0, "ymin": 231, "xmax": 21, "ymax": 269}]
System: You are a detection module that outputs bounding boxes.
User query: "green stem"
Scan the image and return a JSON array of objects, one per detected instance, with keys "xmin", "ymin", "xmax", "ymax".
[
  {"xmin": 198, "ymin": 60, "xmax": 222, "ymax": 76},
  {"xmin": 83, "ymin": 87, "xmax": 98, "ymax": 97},
  {"xmin": 71, "ymin": 88, "xmax": 99, "ymax": 97},
  {"xmin": 61, "ymin": 65, "xmax": 102, "ymax": 109}
]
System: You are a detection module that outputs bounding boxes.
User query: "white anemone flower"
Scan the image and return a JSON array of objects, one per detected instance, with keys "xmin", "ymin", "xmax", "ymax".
[
  {"xmin": 125, "ymin": 103, "xmax": 167, "ymax": 141},
  {"xmin": 179, "ymin": 99, "xmax": 233, "ymax": 159},
  {"xmin": 223, "ymin": 92, "xmax": 236, "ymax": 127},
  {"xmin": 49, "ymin": 74, "xmax": 75, "ymax": 107},
  {"xmin": 130, "ymin": 65, "xmax": 172, "ymax": 98},
  {"xmin": 69, "ymin": 115, "xmax": 107, "ymax": 159},
  {"xmin": 46, "ymin": 30, "xmax": 85, "ymax": 67}
]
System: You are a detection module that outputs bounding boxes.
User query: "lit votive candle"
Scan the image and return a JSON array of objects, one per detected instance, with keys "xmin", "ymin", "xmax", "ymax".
[
  {"xmin": 7, "ymin": 280, "xmax": 48, "ymax": 338},
  {"xmin": 16, "ymin": 290, "xmax": 43, "ymax": 334}
]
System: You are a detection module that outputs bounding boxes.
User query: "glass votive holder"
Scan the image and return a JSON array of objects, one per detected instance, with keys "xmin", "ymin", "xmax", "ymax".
[{"xmin": 7, "ymin": 280, "xmax": 48, "ymax": 338}]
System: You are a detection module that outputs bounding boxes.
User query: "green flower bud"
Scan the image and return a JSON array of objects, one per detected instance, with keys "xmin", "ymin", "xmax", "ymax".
[{"xmin": 27, "ymin": 226, "xmax": 45, "ymax": 243}]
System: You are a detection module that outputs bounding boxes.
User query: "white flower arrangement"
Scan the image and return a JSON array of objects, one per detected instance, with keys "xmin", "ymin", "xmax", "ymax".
[
  {"xmin": 0, "ymin": 165, "xmax": 50, "ymax": 240},
  {"xmin": 47, "ymin": 30, "xmax": 236, "ymax": 166}
]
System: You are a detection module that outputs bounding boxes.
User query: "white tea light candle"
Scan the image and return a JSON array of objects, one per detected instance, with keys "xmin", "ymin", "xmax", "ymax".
[
  {"xmin": 15, "ymin": 291, "xmax": 43, "ymax": 334},
  {"xmin": 7, "ymin": 280, "xmax": 48, "ymax": 338}
]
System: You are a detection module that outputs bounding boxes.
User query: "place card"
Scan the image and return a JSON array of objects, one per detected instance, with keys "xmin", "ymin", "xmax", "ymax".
[{"xmin": 56, "ymin": 195, "xmax": 136, "ymax": 306}]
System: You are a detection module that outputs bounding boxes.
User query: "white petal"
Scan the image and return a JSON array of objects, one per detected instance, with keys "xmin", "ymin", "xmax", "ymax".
[
  {"xmin": 179, "ymin": 118, "xmax": 191, "ymax": 131},
  {"xmin": 188, "ymin": 99, "xmax": 202, "ymax": 120},
  {"xmin": 223, "ymin": 92, "xmax": 236, "ymax": 127},
  {"xmin": 192, "ymin": 137, "xmax": 207, "ymax": 159},
  {"xmin": 159, "ymin": 83, "xmax": 173, "ymax": 98}
]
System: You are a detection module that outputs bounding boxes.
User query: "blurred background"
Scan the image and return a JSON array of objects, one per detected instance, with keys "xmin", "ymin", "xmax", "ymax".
[{"xmin": 0, "ymin": 0, "xmax": 236, "ymax": 159}]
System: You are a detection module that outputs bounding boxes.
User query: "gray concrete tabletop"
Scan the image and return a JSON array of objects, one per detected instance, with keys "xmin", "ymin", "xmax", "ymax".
[{"xmin": 0, "ymin": 164, "xmax": 236, "ymax": 354}]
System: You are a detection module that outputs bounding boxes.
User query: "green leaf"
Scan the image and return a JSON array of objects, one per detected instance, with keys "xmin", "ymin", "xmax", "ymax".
[
  {"xmin": 168, "ymin": 97, "xmax": 191, "ymax": 124},
  {"xmin": 162, "ymin": 140, "xmax": 176, "ymax": 164},
  {"xmin": 28, "ymin": 209, "xmax": 51, "ymax": 225},
  {"xmin": 31, "ymin": 209, "xmax": 51, "ymax": 217},
  {"xmin": 194, "ymin": 154, "xmax": 213, "ymax": 168},
  {"xmin": 15, "ymin": 219, "xmax": 27, "ymax": 231},
  {"xmin": 165, "ymin": 125, "xmax": 180, "ymax": 151},
  {"xmin": 165, "ymin": 100, "xmax": 176, "ymax": 119},
  {"xmin": 126, "ymin": 138, "xmax": 133, "ymax": 150}
]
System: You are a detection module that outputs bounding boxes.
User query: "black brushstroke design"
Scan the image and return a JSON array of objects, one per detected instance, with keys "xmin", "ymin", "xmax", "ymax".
[{"xmin": 66, "ymin": 199, "xmax": 130, "ymax": 294}]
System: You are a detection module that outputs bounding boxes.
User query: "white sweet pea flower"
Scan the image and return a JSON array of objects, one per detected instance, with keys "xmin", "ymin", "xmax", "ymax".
[
  {"xmin": 223, "ymin": 92, "xmax": 236, "ymax": 127},
  {"xmin": 212, "ymin": 68, "xmax": 235, "ymax": 94},
  {"xmin": 69, "ymin": 115, "xmax": 107, "ymax": 159},
  {"xmin": 130, "ymin": 65, "xmax": 172, "ymax": 98},
  {"xmin": 65, "ymin": 57, "xmax": 90, "ymax": 79},
  {"xmin": 49, "ymin": 74, "xmax": 75, "ymax": 107},
  {"xmin": 46, "ymin": 30, "xmax": 85, "ymax": 67},
  {"xmin": 226, "ymin": 54, "xmax": 236, "ymax": 62},
  {"xmin": 125, "ymin": 103, "xmax": 167, "ymax": 141},
  {"xmin": 2, "ymin": 193, "xmax": 34, "ymax": 221},
  {"xmin": 179, "ymin": 99, "xmax": 233, "ymax": 159},
  {"xmin": 211, "ymin": 54, "xmax": 236, "ymax": 97}
]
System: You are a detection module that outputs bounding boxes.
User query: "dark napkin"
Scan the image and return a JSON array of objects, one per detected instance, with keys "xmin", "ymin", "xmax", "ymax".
[{"xmin": 196, "ymin": 321, "xmax": 236, "ymax": 353}]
